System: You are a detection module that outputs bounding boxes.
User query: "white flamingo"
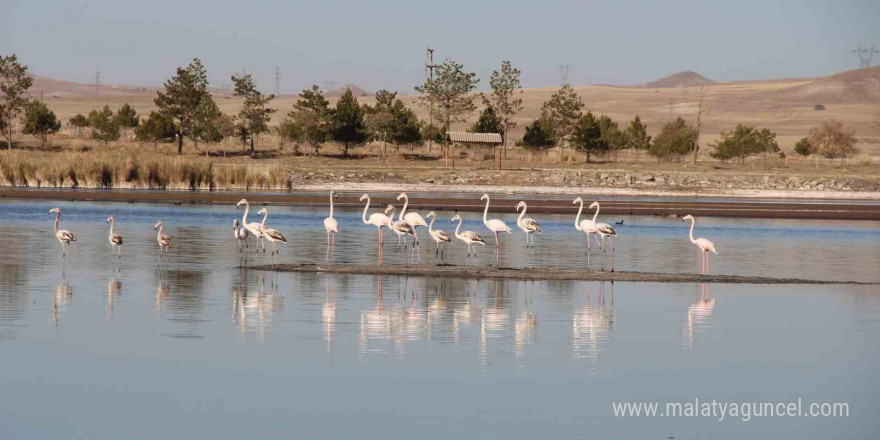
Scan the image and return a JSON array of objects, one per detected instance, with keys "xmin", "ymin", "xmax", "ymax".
[
  {"xmin": 384, "ymin": 205, "xmax": 415, "ymax": 249},
  {"xmin": 48, "ymin": 208, "xmax": 76, "ymax": 258},
  {"xmin": 480, "ymin": 193, "xmax": 511, "ymax": 248},
  {"xmin": 682, "ymin": 215, "xmax": 718, "ymax": 274},
  {"xmin": 573, "ymin": 197, "xmax": 602, "ymax": 250},
  {"xmin": 236, "ymin": 198, "xmax": 265, "ymax": 251},
  {"xmin": 589, "ymin": 202, "xmax": 617, "ymax": 252},
  {"xmin": 233, "ymin": 219, "xmax": 249, "ymax": 251},
  {"xmin": 257, "ymin": 208, "xmax": 288, "ymax": 256},
  {"xmin": 397, "ymin": 192, "xmax": 427, "ymax": 247},
  {"xmin": 514, "ymin": 201, "xmax": 541, "ymax": 247},
  {"xmin": 324, "ymin": 190, "xmax": 339, "ymax": 246},
  {"xmin": 360, "ymin": 194, "xmax": 391, "ymax": 246},
  {"xmin": 154, "ymin": 221, "xmax": 172, "ymax": 253},
  {"xmin": 451, "ymin": 214, "xmax": 486, "ymax": 258},
  {"xmin": 425, "ymin": 211, "xmax": 452, "ymax": 257},
  {"xmin": 106, "ymin": 214, "xmax": 123, "ymax": 258}
]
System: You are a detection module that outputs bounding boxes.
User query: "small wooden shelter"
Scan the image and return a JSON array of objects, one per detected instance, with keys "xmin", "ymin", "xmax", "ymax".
[{"xmin": 445, "ymin": 132, "xmax": 503, "ymax": 169}]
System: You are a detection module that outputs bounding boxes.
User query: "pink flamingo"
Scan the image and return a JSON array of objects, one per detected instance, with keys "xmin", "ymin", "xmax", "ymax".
[
  {"xmin": 360, "ymin": 194, "xmax": 391, "ymax": 246},
  {"xmin": 682, "ymin": 215, "xmax": 718, "ymax": 274}
]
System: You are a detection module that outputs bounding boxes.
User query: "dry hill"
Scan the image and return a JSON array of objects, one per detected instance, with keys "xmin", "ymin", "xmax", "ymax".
[
  {"xmin": 644, "ymin": 71, "xmax": 716, "ymax": 88},
  {"xmin": 761, "ymin": 66, "xmax": 880, "ymax": 104}
]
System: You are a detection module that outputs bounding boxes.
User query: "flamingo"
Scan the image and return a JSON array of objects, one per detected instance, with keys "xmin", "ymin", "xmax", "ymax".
[
  {"xmin": 233, "ymin": 219, "xmax": 249, "ymax": 251},
  {"xmin": 573, "ymin": 197, "xmax": 602, "ymax": 250},
  {"xmin": 48, "ymin": 208, "xmax": 76, "ymax": 258},
  {"xmin": 257, "ymin": 208, "xmax": 288, "ymax": 256},
  {"xmin": 236, "ymin": 198, "xmax": 265, "ymax": 251},
  {"xmin": 451, "ymin": 214, "xmax": 486, "ymax": 258},
  {"xmin": 514, "ymin": 201, "xmax": 541, "ymax": 247},
  {"xmin": 106, "ymin": 214, "xmax": 123, "ymax": 258},
  {"xmin": 360, "ymin": 194, "xmax": 391, "ymax": 246},
  {"xmin": 682, "ymin": 215, "xmax": 718, "ymax": 274},
  {"xmin": 324, "ymin": 190, "xmax": 339, "ymax": 246},
  {"xmin": 589, "ymin": 202, "xmax": 617, "ymax": 252},
  {"xmin": 425, "ymin": 211, "xmax": 452, "ymax": 257},
  {"xmin": 384, "ymin": 205, "xmax": 415, "ymax": 249},
  {"xmin": 480, "ymin": 193, "xmax": 511, "ymax": 247},
  {"xmin": 154, "ymin": 221, "xmax": 172, "ymax": 253},
  {"xmin": 397, "ymin": 192, "xmax": 427, "ymax": 247}
]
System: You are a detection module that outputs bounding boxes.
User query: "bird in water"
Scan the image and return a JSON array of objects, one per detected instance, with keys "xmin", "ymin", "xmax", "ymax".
[
  {"xmin": 233, "ymin": 219, "xmax": 249, "ymax": 251},
  {"xmin": 49, "ymin": 208, "xmax": 76, "ymax": 258},
  {"xmin": 514, "ymin": 201, "xmax": 541, "ymax": 247},
  {"xmin": 480, "ymin": 193, "xmax": 512, "ymax": 247},
  {"xmin": 257, "ymin": 208, "xmax": 288, "ymax": 256},
  {"xmin": 682, "ymin": 215, "xmax": 718, "ymax": 274},
  {"xmin": 451, "ymin": 214, "xmax": 486, "ymax": 259},
  {"xmin": 154, "ymin": 221, "xmax": 172, "ymax": 253},
  {"xmin": 425, "ymin": 211, "xmax": 452, "ymax": 257},
  {"xmin": 106, "ymin": 214, "xmax": 123, "ymax": 258}
]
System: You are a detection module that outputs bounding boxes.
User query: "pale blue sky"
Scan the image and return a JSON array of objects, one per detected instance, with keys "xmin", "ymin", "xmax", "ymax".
[{"xmin": 2, "ymin": 0, "xmax": 878, "ymax": 93}]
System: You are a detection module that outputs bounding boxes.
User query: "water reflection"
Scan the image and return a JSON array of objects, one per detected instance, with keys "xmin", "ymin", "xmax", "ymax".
[
  {"xmin": 682, "ymin": 283, "xmax": 716, "ymax": 350},
  {"xmin": 323, "ymin": 276, "xmax": 336, "ymax": 353},
  {"xmin": 572, "ymin": 281, "xmax": 615, "ymax": 374},
  {"xmin": 53, "ymin": 281, "xmax": 74, "ymax": 326},
  {"xmin": 107, "ymin": 276, "xmax": 122, "ymax": 319},
  {"xmin": 232, "ymin": 271, "xmax": 282, "ymax": 343}
]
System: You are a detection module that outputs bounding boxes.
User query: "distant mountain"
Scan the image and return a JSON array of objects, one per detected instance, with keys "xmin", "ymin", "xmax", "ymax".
[
  {"xmin": 762, "ymin": 66, "xmax": 880, "ymax": 104},
  {"xmin": 29, "ymin": 74, "xmax": 155, "ymax": 98},
  {"xmin": 644, "ymin": 71, "xmax": 716, "ymax": 88},
  {"xmin": 325, "ymin": 84, "xmax": 371, "ymax": 98}
]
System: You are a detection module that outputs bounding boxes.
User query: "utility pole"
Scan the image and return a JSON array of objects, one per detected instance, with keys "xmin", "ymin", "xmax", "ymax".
[
  {"xmin": 426, "ymin": 47, "xmax": 436, "ymax": 152},
  {"xmin": 852, "ymin": 44, "xmax": 879, "ymax": 69},
  {"xmin": 95, "ymin": 69, "xmax": 101, "ymax": 96},
  {"xmin": 274, "ymin": 66, "xmax": 281, "ymax": 97}
]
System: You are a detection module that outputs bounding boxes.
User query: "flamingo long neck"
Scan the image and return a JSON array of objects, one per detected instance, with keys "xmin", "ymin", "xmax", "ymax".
[
  {"xmin": 361, "ymin": 197, "xmax": 370, "ymax": 224},
  {"xmin": 591, "ymin": 204, "xmax": 600, "ymax": 224},
  {"xmin": 688, "ymin": 217, "xmax": 697, "ymax": 244},
  {"xmin": 242, "ymin": 202, "xmax": 250, "ymax": 225},
  {"xmin": 157, "ymin": 224, "xmax": 164, "ymax": 237},
  {"xmin": 455, "ymin": 217, "xmax": 463, "ymax": 238},
  {"xmin": 329, "ymin": 192, "xmax": 334, "ymax": 219},
  {"xmin": 428, "ymin": 215, "xmax": 435, "ymax": 233},
  {"xmin": 574, "ymin": 200, "xmax": 583, "ymax": 230},
  {"xmin": 517, "ymin": 204, "xmax": 526, "ymax": 226},
  {"xmin": 400, "ymin": 194, "xmax": 408, "ymax": 221},
  {"xmin": 109, "ymin": 219, "xmax": 115, "ymax": 236},
  {"xmin": 54, "ymin": 212, "xmax": 60, "ymax": 232},
  {"xmin": 260, "ymin": 211, "xmax": 268, "ymax": 228},
  {"xmin": 482, "ymin": 197, "xmax": 490, "ymax": 225}
]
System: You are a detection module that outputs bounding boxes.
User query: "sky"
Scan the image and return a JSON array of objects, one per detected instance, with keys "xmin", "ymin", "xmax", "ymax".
[{"xmin": 2, "ymin": 0, "xmax": 879, "ymax": 94}]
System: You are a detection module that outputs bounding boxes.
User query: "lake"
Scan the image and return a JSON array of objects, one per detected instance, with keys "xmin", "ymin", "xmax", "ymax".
[{"xmin": 0, "ymin": 198, "xmax": 878, "ymax": 439}]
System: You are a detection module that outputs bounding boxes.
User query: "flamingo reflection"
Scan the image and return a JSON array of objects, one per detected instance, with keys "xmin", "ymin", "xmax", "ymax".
[
  {"xmin": 682, "ymin": 283, "xmax": 715, "ymax": 350},
  {"xmin": 323, "ymin": 276, "xmax": 337, "ymax": 353},
  {"xmin": 232, "ymin": 273, "xmax": 282, "ymax": 343},
  {"xmin": 572, "ymin": 281, "xmax": 615, "ymax": 374}
]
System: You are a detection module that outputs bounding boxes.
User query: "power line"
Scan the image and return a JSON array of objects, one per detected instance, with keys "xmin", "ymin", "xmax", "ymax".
[
  {"xmin": 556, "ymin": 64, "xmax": 573, "ymax": 86},
  {"xmin": 95, "ymin": 69, "xmax": 101, "ymax": 96},
  {"xmin": 426, "ymin": 48, "xmax": 436, "ymax": 128}
]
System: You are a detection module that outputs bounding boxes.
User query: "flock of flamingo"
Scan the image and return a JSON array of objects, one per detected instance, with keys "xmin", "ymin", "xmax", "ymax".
[{"xmin": 46, "ymin": 191, "xmax": 719, "ymax": 273}]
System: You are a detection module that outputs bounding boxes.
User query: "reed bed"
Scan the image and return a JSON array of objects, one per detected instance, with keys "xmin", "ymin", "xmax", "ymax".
[{"xmin": 0, "ymin": 150, "xmax": 290, "ymax": 191}]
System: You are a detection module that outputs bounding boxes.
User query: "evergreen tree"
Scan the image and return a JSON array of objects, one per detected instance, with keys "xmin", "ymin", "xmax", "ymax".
[
  {"xmin": 154, "ymin": 58, "xmax": 216, "ymax": 154},
  {"xmin": 89, "ymin": 105, "xmax": 120, "ymax": 144},
  {"xmin": 114, "ymin": 103, "xmax": 139, "ymax": 139},
  {"xmin": 388, "ymin": 99, "xmax": 421, "ymax": 152},
  {"xmin": 540, "ymin": 84, "xmax": 583, "ymax": 147},
  {"xmin": 650, "ymin": 117, "xmax": 698, "ymax": 161},
  {"xmin": 289, "ymin": 85, "xmax": 331, "ymax": 155},
  {"xmin": 469, "ymin": 105, "xmax": 503, "ymax": 134},
  {"xmin": 69, "ymin": 114, "xmax": 90, "ymax": 137},
  {"xmin": 23, "ymin": 100, "xmax": 61, "ymax": 147},
  {"xmin": 794, "ymin": 137, "xmax": 813, "ymax": 157},
  {"xmin": 597, "ymin": 114, "xmax": 625, "ymax": 161},
  {"xmin": 414, "ymin": 59, "xmax": 479, "ymax": 132},
  {"xmin": 571, "ymin": 112, "xmax": 606, "ymax": 163},
  {"xmin": 485, "ymin": 60, "xmax": 523, "ymax": 152},
  {"xmin": 710, "ymin": 124, "xmax": 779, "ymax": 163},
  {"xmin": 135, "ymin": 111, "xmax": 177, "ymax": 151},
  {"xmin": 520, "ymin": 119, "xmax": 555, "ymax": 151},
  {"xmin": 331, "ymin": 89, "xmax": 367, "ymax": 156},
  {"xmin": 0, "ymin": 54, "xmax": 34, "ymax": 149},
  {"xmin": 232, "ymin": 73, "xmax": 276, "ymax": 154},
  {"xmin": 625, "ymin": 115, "xmax": 651, "ymax": 162}
]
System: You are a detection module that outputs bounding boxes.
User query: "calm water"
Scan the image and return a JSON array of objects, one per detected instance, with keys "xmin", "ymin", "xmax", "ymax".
[{"xmin": 1, "ymin": 199, "xmax": 878, "ymax": 439}]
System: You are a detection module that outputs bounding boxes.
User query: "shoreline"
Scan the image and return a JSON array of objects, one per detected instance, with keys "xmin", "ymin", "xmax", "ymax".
[
  {"xmin": 2, "ymin": 185, "xmax": 879, "ymax": 220},
  {"xmin": 245, "ymin": 263, "xmax": 876, "ymax": 285}
]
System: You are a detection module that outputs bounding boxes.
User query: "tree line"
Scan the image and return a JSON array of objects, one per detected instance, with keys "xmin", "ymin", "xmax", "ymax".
[{"xmin": 0, "ymin": 53, "xmax": 865, "ymax": 163}]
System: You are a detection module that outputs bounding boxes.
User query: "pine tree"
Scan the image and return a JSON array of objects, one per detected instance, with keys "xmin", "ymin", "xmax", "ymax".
[
  {"xmin": 540, "ymin": 84, "xmax": 583, "ymax": 147},
  {"xmin": 485, "ymin": 60, "xmax": 523, "ymax": 155},
  {"xmin": 625, "ymin": 115, "xmax": 651, "ymax": 163},
  {"xmin": 89, "ymin": 105, "xmax": 120, "ymax": 144},
  {"xmin": 571, "ymin": 112, "xmax": 605, "ymax": 163},
  {"xmin": 135, "ymin": 111, "xmax": 177, "ymax": 151},
  {"xmin": 289, "ymin": 85, "xmax": 331, "ymax": 155},
  {"xmin": 23, "ymin": 100, "xmax": 61, "ymax": 147},
  {"xmin": 331, "ymin": 89, "xmax": 367, "ymax": 157},
  {"xmin": 0, "ymin": 54, "xmax": 34, "ymax": 149},
  {"xmin": 414, "ymin": 59, "xmax": 479, "ymax": 132},
  {"xmin": 154, "ymin": 58, "xmax": 216, "ymax": 155},
  {"xmin": 232, "ymin": 73, "xmax": 276, "ymax": 154}
]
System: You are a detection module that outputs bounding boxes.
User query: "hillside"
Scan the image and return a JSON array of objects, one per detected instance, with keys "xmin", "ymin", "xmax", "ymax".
[
  {"xmin": 644, "ymin": 71, "xmax": 716, "ymax": 88},
  {"xmin": 761, "ymin": 66, "xmax": 880, "ymax": 104},
  {"xmin": 29, "ymin": 74, "xmax": 156, "ymax": 98},
  {"xmin": 325, "ymin": 83, "xmax": 371, "ymax": 97}
]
